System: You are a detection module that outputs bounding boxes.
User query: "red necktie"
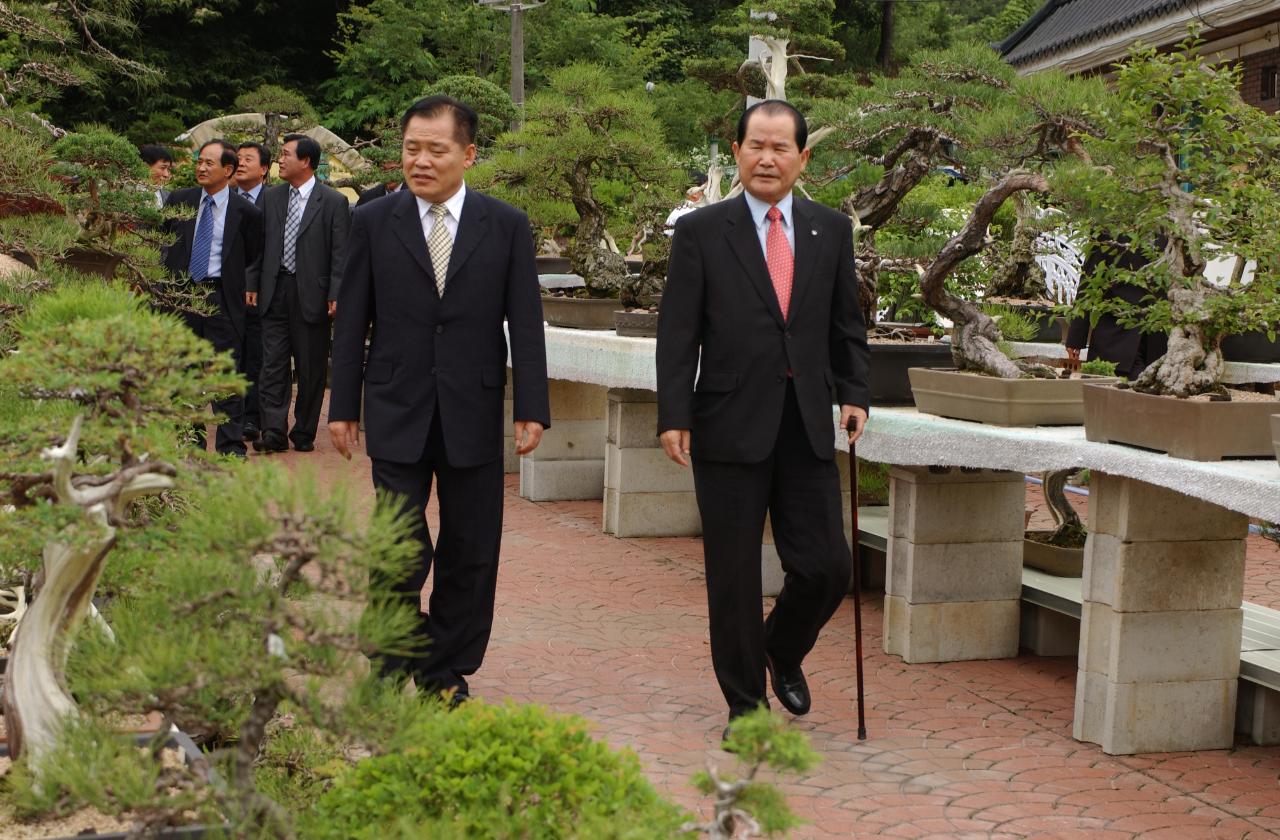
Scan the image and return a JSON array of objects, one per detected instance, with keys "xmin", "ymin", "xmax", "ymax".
[{"xmin": 765, "ymin": 206, "xmax": 793, "ymax": 320}]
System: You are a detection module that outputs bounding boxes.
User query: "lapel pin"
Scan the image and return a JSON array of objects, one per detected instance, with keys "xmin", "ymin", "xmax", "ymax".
[{"xmin": 811, "ymin": 229, "xmax": 818, "ymax": 236}]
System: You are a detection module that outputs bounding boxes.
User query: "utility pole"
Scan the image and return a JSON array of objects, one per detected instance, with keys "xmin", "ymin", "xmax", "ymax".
[{"xmin": 477, "ymin": 1, "xmax": 545, "ymax": 130}]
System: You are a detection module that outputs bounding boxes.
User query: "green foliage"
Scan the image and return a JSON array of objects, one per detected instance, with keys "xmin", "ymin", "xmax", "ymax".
[
  {"xmin": 306, "ymin": 701, "xmax": 691, "ymax": 839},
  {"xmin": 235, "ymin": 84, "xmax": 317, "ymax": 124},
  {"xmin": 1080, "ymin": 358, "xmax": 1118, "ymax": 377},
  {"xmin": 426, "ymin": 75, "xmax": 517, "ymax": 147},
  {"xmin": 856, "ymin": 458, "xmax": 891, "ymax": 505},
  {"xmin": 699, "ymin": 708, "xmax": 821, "ymax": 836},
  {"xmin": 981, "ymin": 304, "xmax": 1040, "ymax": 342},
  {"xmin": 477, "ymin": 62, "xmax": 682, "ymax": 278}
]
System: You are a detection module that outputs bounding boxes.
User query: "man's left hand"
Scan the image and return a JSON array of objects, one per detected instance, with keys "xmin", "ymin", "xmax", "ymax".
[
  {"xmin": 840, "ymin": 405, "xmax": 868, "ymax": 444},
  {"xmin": 328, "ymin": 301, "xmax": 337, "ymax": 317},
  {"xmin": 514, "ymin": 420, "xmax": 544, "ymax": 455}
]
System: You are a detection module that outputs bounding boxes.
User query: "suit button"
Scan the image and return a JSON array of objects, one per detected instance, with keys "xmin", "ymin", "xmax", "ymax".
[
  {"xmin": 775, "ymin": 375, "xmax": 784, "ymax": 383},
  {"xmin": 785, "ymin": 331, "xmax": 792, "ymax": 340},
  {"xmin": 435, "ymin": 325, "xmax": 444, "ymax": 335},
  {"xmin": 430, "ymin": 366, "xmax": 437, "ymax": 375}
]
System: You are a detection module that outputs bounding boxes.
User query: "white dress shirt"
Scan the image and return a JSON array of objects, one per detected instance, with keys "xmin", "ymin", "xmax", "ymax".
[
  {"xmin": 195, "ymin": 185, "xmax": 230, "ymax": 278},
  {"xmin": 416, "ymin": 182, "xmax": 466, "ymax": 243},
  {"xmin": 239, "ymin": 183, "xmax": 263, "ymax": 204},
  {"xmin": 290, "ymin": 175, "xmax": 317, "ymax": 213},
  {"xmin": 743, "ymin": 190, "xmax": 795, "ymax": 257}
]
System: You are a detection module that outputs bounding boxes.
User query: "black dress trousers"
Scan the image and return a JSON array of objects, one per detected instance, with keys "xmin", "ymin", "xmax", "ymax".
[
  {"xmin": 259, "ymin": 270, "xmax": 330, "ymax": 447},
  {"xmin": 369, "ymin": 402, "xmax": 505, "ymax": 696},
  {"xmin": 183, "ymin": 285, "xmax": 246, "ymax": 456},
  {"xmin": 691, "ymin": 381, "xmax": 852, "ymax": 717}
]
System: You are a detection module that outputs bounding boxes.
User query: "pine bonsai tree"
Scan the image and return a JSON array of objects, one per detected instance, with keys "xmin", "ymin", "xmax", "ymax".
[{"xmin": 478, "ymin": 63, "xmax": 682, "ymax": 298}]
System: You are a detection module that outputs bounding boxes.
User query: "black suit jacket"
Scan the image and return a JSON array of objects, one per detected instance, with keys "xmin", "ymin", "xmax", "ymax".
[
  {"xmin": 355, "ymin": 181, "xmax": 406, "ymax": 208},
  {"xmin": 329, "ymin": 187, "xmax": 551, "ymax": 467},
  {"xmin": 163, "ymin": 187, "xmax": 263, "ymax": 338},
  {"xmin": 656, "ymin": 194, "xmax": 870, "ymax": 463},
  {"xmin": 254, "ymin": 181, "xmax": 350, "ymax": 322}
]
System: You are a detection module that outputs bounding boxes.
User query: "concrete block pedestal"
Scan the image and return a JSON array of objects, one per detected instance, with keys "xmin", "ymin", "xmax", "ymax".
[
  {"xmin": 1075, "ymin": 473, "xmax": 1248, "ymax": 755},
  {"xmin": 519, "ymin": 380, "xmax": 607, "ymax": 501},
  {"xmin": 882, "ymin": 466, "xmax": 1025, "ymax": 664},
  {"xmin": 602, "ymin": 389, "xmax": 700, "ymax": 537}
]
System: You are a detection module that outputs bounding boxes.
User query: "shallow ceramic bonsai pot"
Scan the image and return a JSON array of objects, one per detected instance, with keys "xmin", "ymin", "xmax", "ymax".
[
  {"xmin": 613, "ymin": 308, "xmax": 658, "ymax": 338},
  {"xmin": 534, "ymin": 255, "xmax": 572, "ymax": 275},
  {"xmin": 1023, "ymin": 531, "xmax": 1084, "ymax": 577},
  {"xmin": 908, "ymin": 367, "xmax": 1118, "ymax": 426},
  {"xmin": 541, "ymin": 295, "xmax": 620, "ymax": 330},
  {"xmin": 1082, "ymin": 383, "xmax": 1278, "ymax": 461}
]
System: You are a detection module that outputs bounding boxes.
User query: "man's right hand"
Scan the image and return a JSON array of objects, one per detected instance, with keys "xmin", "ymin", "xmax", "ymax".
[
  {"xmin": 1064, "ymin": 347, "xmax": 1081, "ymax": 372},
  {"xmin": 329, "ymin": 421, "xmax": 359, "ymax": 461},
  {"xmin": 245, "ymin": 291, "xmax": 257, "ymax": 307},
  {"xmin": 660, "ymin": 429, "xmax": 691, "ymax": 467}
]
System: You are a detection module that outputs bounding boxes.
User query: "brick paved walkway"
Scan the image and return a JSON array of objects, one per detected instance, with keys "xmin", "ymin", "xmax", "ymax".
[{"xmin": 280, "ymin": 408, "xmax": 1280, "ymax": 839}]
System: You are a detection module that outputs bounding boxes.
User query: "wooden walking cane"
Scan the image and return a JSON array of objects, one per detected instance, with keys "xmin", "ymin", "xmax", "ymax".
[{"xmin": 846, "ymin": 417, "xmax": 868, "ymax": 740}]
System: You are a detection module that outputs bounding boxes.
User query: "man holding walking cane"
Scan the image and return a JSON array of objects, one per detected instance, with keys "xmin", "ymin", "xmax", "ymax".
[{"xmin": 656, "ymin": 100, "xmax": 871, "ymax": 745}]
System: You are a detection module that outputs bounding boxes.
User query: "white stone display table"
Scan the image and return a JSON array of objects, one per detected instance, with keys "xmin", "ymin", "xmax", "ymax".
[{"xmin": 846, "ymin": 407, "xmax": 1280, "ymax": 755}]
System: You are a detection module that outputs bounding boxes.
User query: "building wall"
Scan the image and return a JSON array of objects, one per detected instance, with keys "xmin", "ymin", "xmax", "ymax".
[{"xmin": 1239, "ymin": 47, "xmax": 1279, "ymax": 114}]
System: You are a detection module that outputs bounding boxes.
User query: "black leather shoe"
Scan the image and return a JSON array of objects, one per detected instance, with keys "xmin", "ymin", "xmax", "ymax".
[
  {"xmin": 293, "ymin": 441, "xmax": 315, "ymax": 452},
  {"xmin": 721, "ymin": 725, "xmax": 734, "ymax": 750},
  {"xmin": 253, "ymin": 435, "xmax": 287, "ymax": 453},
  {"xmin": 242, "ymin": 424, "xmax": 261, "ymax": 443},
  {"xmin": 767, "ymin": 654, "xmax": 811, "ymax": 716}
]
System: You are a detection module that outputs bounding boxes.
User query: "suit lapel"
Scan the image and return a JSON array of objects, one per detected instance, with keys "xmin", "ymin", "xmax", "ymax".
[
  {"xmin": 444, "ymin": 189, "xmax": 488, "ymax": 289},
  {"xmin": 724, "ymin": 194, "xmax": 785, "ymax": 329},
  {"xmin": 787, "ymin": 199, "xmax": 820, "ymax": 324},
  {"xmin": 391, "ymin": 190, "xmax": 434, "ymax": 279},
  {"xmin": 296, "ymin": 183, "xmax": 324, "ymax": 237}
]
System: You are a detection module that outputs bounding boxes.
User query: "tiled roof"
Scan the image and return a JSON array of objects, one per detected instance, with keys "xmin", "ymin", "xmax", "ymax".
[{"xmin": 998, "ymin": 0, "xmax": 1192, "ymax": 67}]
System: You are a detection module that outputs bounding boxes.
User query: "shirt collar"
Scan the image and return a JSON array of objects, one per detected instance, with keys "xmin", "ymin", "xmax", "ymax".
[
  {"xmin": 292, "ymin": 175, "xmax": 316, "ymax": 200},
  {"xmin": 743, "ymin": 190, "xmax": 792, "ymax": 229},
  {"xmin": 416, "ymin": 182, "xmax": 467, "ymax": 222},
  {"xmin": 203, "ymin": 185, "xmax": 230, "ymax": 207},
  {"xmin": 241, "ymin": 183, "xmax": 262, "ymax": 201}
]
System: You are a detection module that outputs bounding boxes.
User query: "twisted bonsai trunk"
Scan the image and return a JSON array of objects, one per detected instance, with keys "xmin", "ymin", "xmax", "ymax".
[
  {"xmin": 919, "ymin": 170, "xmax": 1051, "ymax": 378},
  {"xmin": 2, "ymin": 416, "xmax": 174, "ymax": 766},
  {"xmin": 567, "ymin": 168, "xmax": 627, "ymax": 298},
  {"xmin": 1041, "ymin": 469, "xmax": 1086, "ymax": 548}
]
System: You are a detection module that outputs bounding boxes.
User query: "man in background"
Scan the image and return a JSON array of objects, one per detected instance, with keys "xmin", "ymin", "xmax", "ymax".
[
  {"xmin": 140, "ymin": 144, "xmax": 173, "ymax": 208},
  {"xmin": 248, "ymin": 134, "xmax": 349, "ymax": 453},
  {"xmin": 234, "ymin": 142, "xmax": 271, "ymax": 442},
  {"xmin": 164, "ymin": 139, "xmax": 263, "ymax": 457}
]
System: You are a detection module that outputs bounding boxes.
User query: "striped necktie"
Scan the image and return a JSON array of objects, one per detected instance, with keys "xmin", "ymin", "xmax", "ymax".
[
  {"xmin": 282, "ymin": 187, "xmax": 301, "ymax": 273},
  {"xmin": 188, "ymin": 194, "xmax": 215, "ymax": 282}
]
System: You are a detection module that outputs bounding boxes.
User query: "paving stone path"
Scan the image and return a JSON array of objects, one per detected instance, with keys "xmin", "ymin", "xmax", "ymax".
[{"xmin": 280, "ymin": 402, "xmax": 1280, "ymax": 839}]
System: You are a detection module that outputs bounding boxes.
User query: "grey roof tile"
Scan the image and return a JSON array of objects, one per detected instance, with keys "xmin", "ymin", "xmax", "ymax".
[{"xmin": 999, "ymin": 0, "xmax": 1192, "ymax": 67}]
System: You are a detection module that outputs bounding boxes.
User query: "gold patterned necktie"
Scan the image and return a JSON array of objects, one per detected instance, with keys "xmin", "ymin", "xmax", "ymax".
[{"xmin": 427, "ymin": 203, "xmax": 452, "ymax": 297}]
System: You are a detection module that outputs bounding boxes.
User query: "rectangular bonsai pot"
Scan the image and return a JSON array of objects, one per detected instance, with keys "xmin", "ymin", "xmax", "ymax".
[
  {"xmin": 1082, "ymin": 384, "xmax": 1278, "ymax": 461},
  {"xmin": 1024, "ymin": 532, "xmax": 1084, "ymax": 577},
  {"xmin": 541, "ymin": 296, "xmax": 621, "ymax": 330},
  {"xmin": 908, "ymin": 367, "xmax": 1115, "ymax": 426},
  {"xmin": 870, "ymin": 343, "xmax": 953, "ymax": 406}
]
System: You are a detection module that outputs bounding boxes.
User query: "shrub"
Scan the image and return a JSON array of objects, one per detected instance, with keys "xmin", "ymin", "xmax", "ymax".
[
  {"xmin": 306, "ymin": 702, "xmax": 691, "ymax": 839},
  {"xmin": 1080, "ymin": 358, "xmax": 1118, "ymax": 377}
]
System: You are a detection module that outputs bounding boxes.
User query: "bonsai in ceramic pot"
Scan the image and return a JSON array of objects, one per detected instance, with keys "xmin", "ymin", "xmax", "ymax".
[
  {"xmin": 478, "ymin": 62, "xmax": 682, "ymax": 327},
  {"xmin": 1057, "ymin": 37, "xmax": 1280, "ymax": 459}
]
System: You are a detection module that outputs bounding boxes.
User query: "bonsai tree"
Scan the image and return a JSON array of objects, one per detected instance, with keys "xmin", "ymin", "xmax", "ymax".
[
  {"xmin": 426, "ymin": 75, "xmax": 516, "ymax": 146},
  {"xmin": 232, "ymin": 84, "xmax": 319, "ymax": 156},
  {"xmin": 478, "ymin": 62, "xmax": 682, "ymax": 298},
  {"xmin": 807, "ymin": 43, "xmax": 1106, "ymax": 376},
  {"xmin": 1057, "ymin": 36, "xmax": 1280, "ymax": 397},
  {"xmin": 0, "ymin": 281, "xmax": 242, "ymax": 765}
]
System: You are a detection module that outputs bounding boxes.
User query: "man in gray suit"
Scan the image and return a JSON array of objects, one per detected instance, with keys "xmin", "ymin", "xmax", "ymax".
[{"xmin": 246, "ymin": 134, "xmax": 350, "ymax": 453}]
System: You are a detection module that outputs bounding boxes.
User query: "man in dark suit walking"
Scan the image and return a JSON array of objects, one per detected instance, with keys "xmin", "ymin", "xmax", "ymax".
[
  {"xmin": 656, "ymin": 100, "xmax": 870, "ymax": 741},
  {"xmin": 248, "ymin": 134, "xmax": 350, "ymax": 453},
  {"xmin": 234, "ymin": 141, "xmax": 270, "ymax": 442},
  {"xmin": 1065, "ymin": 236, "xmax": 1167, "ymax": 379},
  {"xmin": 329, "ymin": 95, "xmax": 550, "ymax": 702},
  {"xmin": 164, "ymin": 138, "xmax": 264, "ymax": 457}
]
